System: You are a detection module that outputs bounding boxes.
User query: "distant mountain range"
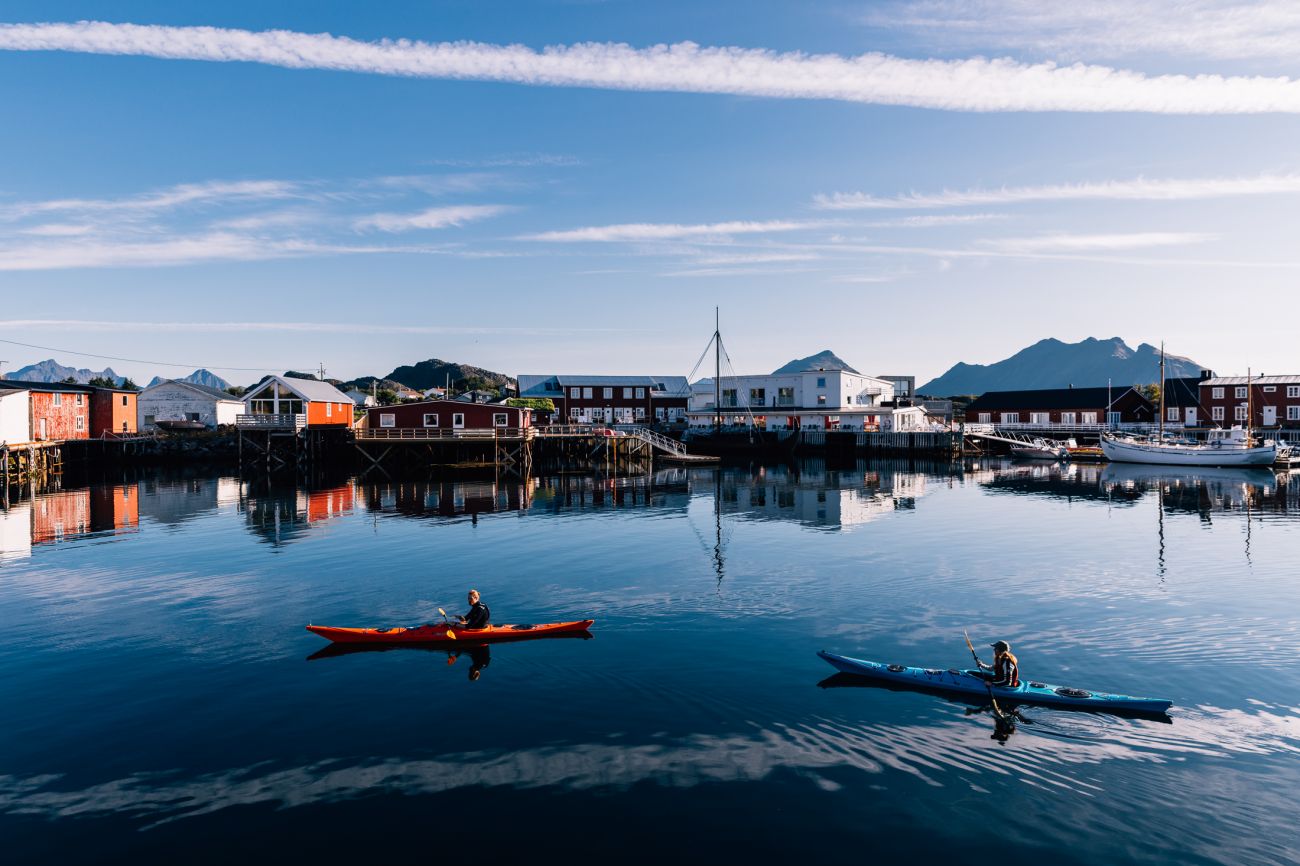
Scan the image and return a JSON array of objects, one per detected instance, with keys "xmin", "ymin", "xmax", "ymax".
[
  {"xmin": 920, "ymin": 338, "xmax": 1205, "ymax": 396},
  {"xmin": 771, "ymin": 350, "xmax": 860, "ymax": 375},
  {"xmin": 147, "ymin": 368, "xmax": 231, "ymax": 391},
  {"xmin": 3, "ymin": 358, "xmax": 125, "ymax": 385}
]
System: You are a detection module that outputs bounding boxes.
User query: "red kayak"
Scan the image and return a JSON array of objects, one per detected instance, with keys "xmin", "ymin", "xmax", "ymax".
[{"xmin": 306, "ymin": 619, "xmax": 595, "ymax": 645}]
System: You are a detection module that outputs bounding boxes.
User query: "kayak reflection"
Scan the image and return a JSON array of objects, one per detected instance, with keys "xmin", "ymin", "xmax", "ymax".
[
  {"xmin": 305, "ymin": 629, "xmax": 593, "ymax": 668},
  {"xmin": 817, "ymin": 672, "xmax": 1173, "ymax": 724}
]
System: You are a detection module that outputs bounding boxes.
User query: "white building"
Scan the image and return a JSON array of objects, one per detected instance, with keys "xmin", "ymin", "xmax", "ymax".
[
  {"xmin": 138, "ymin": 380, "xmax": 244, "ymax": 429},
  {"xmin": 688, "ymin": 370, "xmax": 927, "ymax": 431},
  {"xmin": 0, "ymin": 388, "xmax": 31, "ymax": 444},
  {"xmin": 345, "ymin": 388, "xmax": 378, "ymax": 408}
]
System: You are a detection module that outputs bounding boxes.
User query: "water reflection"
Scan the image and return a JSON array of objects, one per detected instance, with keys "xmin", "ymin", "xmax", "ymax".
[{"xmin": 0, "ymin": 485, "xmax": 140, "ymax": 562}]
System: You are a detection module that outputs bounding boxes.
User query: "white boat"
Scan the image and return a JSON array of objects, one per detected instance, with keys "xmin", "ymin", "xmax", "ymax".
[
  {"xmin": 1101, "ymin": 427, "xmax": 1277, "ymax": 466},
  {"xmin": 1010, "ymin": 437, "xmax": 1072, "ymax": 460}
]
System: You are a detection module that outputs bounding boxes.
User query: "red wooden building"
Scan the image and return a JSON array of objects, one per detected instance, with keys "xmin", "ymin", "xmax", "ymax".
[
  {"xmin": 367, "ymin": 399, "xmax": 532, "ymax": 432},
  {"xmin": 1200, "ymin": 375, "xmax": 1300, "ymax": 429},
  {"xmin": 963, "ymin": 386, "xmax": 1154, "ymax": 426},
  {"xmin": 4, "ymin": 380, "xmax": 94, "ymax": 441},
  {"xmin": 90, "ymin": 387, "xmax": 138, "ymax": 436},
  {"xmin": 516, "ymin": 375, "xmax": 690, "ymax": 424}
]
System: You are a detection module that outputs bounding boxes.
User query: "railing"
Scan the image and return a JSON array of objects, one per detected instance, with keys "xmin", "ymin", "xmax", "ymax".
[
  {"xmin": 236, "ymin": 414, "xmax": 305, "ymax": 430},
  {"xmin": 613, "ymin": 424, "xmax": 686, "ymax": 456},
  {"xmin": 356, "ymin": 427, "xmax": 532, "ymax": 440}
]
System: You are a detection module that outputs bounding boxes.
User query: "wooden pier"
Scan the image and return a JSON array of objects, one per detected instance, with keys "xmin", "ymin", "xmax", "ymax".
[{"xmin": 2, "ymin": 441, "xmax": 64, "ymax": 496}]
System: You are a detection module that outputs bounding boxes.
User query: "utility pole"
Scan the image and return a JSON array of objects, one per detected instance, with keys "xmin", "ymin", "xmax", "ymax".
[{"xmin": 317, "ymin": 362, "xmax": 327, "ymax": 381}]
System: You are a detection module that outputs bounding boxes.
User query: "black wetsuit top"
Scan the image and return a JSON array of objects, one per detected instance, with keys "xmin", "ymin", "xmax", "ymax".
[{"xmin": 463, "ymin": 601, "xmax": 490, "ymax": 629}]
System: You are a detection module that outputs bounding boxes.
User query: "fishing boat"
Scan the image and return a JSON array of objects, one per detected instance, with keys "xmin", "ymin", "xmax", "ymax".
[
  {"xmin": 818, "ymin": 651, "xmax": 1172, "ymax": 715},
  {"xmin": 1101, "ymin": 346, "xmax": 1277, "ymax": 466},
  {"xmin": 1010, "ymin": 437, "xmax": 1072, "ymax": 461}
]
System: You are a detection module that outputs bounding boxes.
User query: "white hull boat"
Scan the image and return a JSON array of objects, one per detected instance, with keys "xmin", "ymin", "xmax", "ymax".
[{"xmin": 1101, "ymin": 428, "xmax": 1277, "ymax": 466}]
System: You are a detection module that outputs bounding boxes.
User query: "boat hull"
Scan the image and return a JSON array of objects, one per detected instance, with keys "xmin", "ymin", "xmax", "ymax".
[
  {"xmin": 1101, "ymin": 436, "xmax": 1276, "ymax": 466},
  {"xmin": 307, "ymin": 619, "xmax": 595, "ymax": 645},
  {"xmin": 817, "ymin": 651, "xmax": 1172, "ymax": 714}
]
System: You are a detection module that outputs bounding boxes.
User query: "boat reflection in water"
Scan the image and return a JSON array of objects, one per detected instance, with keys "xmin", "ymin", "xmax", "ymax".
[{"xmin": 306, "ymin": 630, "xmax": 595, "ymax": 681}]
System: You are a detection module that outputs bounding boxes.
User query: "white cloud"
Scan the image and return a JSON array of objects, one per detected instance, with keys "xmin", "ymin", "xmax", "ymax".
[
  {"xmin": 862, "ymin": 0, "xmax": 1300, "ymax": 64},
  {"xmin": 524, "ymin": 220, "xmax": 821, "ymax": 242},
  {"xmin": 0, "ymin": 234, "xmax": 403, "ymax": 270},
  {"xmin": 690, "ymin": 251, "xmax": 820, "ymax": 265},
  {"xmin": 980, "ymin": 232, "xmax": 1216, "ymax": 253},
  {"xmin": 7, "ymin": 21, "xmax": 1300, "ymax": 113},
  {"xmin": 868, "ymin": 213, "xmax": 1008, "ymax": 227},
  {"xmin": 0, "ymin": 178, "xmax": 300, "ymax": 220},
  {"xmin": 354, "ymin": 204, "xmax": 511, "ymax": 233},
  {"xmin": 814, "ymin": 174, "xmax": 1300, "ymax": 210},
  {"xmin": 18, "ymin": 223, "xmax": 95, "ymax": 236}
]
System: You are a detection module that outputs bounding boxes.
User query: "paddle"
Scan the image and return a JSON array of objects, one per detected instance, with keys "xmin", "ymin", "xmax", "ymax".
[
  {"xmin": 437, "ymin": 607, "xmax": 457, "ymax": 640},
  {"xmin": 964, "ymin": 629, "xmax": 1002, "ymax": 716}
]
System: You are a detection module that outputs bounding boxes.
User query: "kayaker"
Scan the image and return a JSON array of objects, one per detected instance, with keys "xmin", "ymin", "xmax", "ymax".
[
  {"xmin": 977, "ymin": 640, "xmax": 1020, "ymax": 688},
  {"xmin": 457, "ymin": 589, "xmax": 491, "ymax": 630}
]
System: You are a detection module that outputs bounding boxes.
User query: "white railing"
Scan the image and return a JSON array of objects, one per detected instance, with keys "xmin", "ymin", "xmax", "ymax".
[
  {"xmin": 614, "ymin": 424, "xmax": 686, "ymax": 456},
  {"xmin": 236, "ymin": 414, "xmax": 305, "ymax": 430},
  {"xmin": 356, "ymin": 427, "xmax": 532, "ymax": 440}
]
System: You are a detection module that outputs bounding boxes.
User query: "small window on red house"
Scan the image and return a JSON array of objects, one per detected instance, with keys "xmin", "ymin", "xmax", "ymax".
[{"xmin": 493, "ymin": 413, "xmax": 508, "ymax": 427}]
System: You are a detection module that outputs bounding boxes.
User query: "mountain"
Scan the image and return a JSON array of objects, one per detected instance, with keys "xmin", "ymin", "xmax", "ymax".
[
  {"xmin": 147, "ymin": 368, "xmax": 231, "ymax": 390},
  {"xmin": 772, "ymin": 350, "xmax": 861, "ymax": 375},
  {"xmin": 382, "ymin": 358, "xmax": 514, "ymax": 392},
  {"xmin": 920, "ymin": 338, "xmax": 1205, "ymax": 396},
  {"xmin": 4, "ymin": 358, "xmax": 123, "ymax": 385}
]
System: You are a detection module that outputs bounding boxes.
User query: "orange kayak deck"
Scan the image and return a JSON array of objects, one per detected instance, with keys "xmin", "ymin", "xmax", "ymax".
[{"xmin": 306, "ymin": 619, "xmax": 595, "ymax": 645}]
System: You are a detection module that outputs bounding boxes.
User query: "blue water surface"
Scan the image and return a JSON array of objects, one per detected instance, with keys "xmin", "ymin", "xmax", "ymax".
[{"xmin": 1, "ymin": 460, "xmax": 1297, "ymax": 865}]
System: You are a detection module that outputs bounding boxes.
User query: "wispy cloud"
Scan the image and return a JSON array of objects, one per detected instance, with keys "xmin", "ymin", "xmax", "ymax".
[
  {"xmin": 689, "ymin": 251, "xmax": 820, "ymax": 265},
  {"xmin": 354, "ymin": 204, "xmax": 512, "ymax": 233},
  {"xmin": 0, "ymin": 178, "xmax": 299, "ymax": 221},
  {"xmin": 7, "ymin": 21, "xmax": 1300, "ymax": 113},
  {"xmin": 867, "ymin": 213, "xmax": 1008, "ymax": 227},
  {"xmin": 862, "ymin": 0, "xmax": 1300, "ymax": 64},
  {"xmin": 979, "ymin": 231, "xmax": 1216, "ymax": 253},
  {"xmin": 814, "ymin": 174, "xmax": 1300, "ymax": 210},
  {"xmin": 0, "ymin": 233, "xmax": 399, "ymax": 271},
  {"xmin": 426, "ymin": 153, "xmax": 582, "ymax": 168},
  {"xmin": 0, "ymin": 319, "xmax": 631, "ymax": 335},
  {"xmin": 523, "ymin": 220, "xmax": 823, "ymax": 242}
]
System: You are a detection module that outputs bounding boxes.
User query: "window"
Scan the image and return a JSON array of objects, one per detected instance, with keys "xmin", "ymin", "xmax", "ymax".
[
  {"xmin": 1212, "ymin": 387, "xmax": 1224, "ymax": 399},
  {"xmin": 75, "ymin": 416, "xmax": 85, "ymax": 431},
  {"xmin": 1263, "ymin": 386, "xmax": 1276, "ymax": 393},
  {"xmin": 1289, "ymin": 406, "xmax": 1300, "ymax": 421},
  {"xmin": 453, "ymin": 413, "xmax": 465, "ymax": 429},
  {"xmin": 1234, "ymin": 386, "xmax": 1247, "ymax": 398},
  {"xmin": 777, "ymin": 387, "xmax": 794, "ymax": 406},
  {"xmin": 326, "ymin": 402, "xmax": 332, "ymax": 417},
  {"xmin": 379, "ymin": 413, "xmax": 396, "ymax": 428},
  {"xmin": 52, "ymin": 392, "xmax": 62, "ymax": 407},
  {"xmin": 1081, "ymin": 412, "xmax": 1097, "ymax": 424},
  {"xmin": 583, "ymin": 387, "xmax": 593, "ymax": 399},
  {"xmin": 493, "ymin": 413, "xmax": 508, "ymax": 427},
  {"xmin": 655, "ymin": 407, "xmax": 665, "ymax": 420},
  {"xmin": 1061, "ymin": 412, "xmax": 1076, "ymax": 425},
  {"xmin": 1167, "ymin": 407, "xmax": 1179, "ymax": 421},
  {"xmin": 423, "ymin": 414, "xmax": 439, "ymax": 427},
  {"xmin": 188, "ymin": 413, "xmax": 200, "ymax": 422},
  {"xmin": 635, "ymin": 388, "xmax": 645, "ymax": 399},
  {"xmin": 1212, "ymin": 406, "xmax": 1225, "ymax": 421},
  {"xmin": 144, "ymin": 414, "xmax": 156, "ymax": 425},
  {"xmin": 1029, "ymin": 412, "xmax": 1050, "ymax": 425},
  {"xmin": 721, "ymin": 388, "xmax": 738, "ymax": 407},
  {"xmin": 76, "ymin": 394, "xmax": 84, "ymax": 406},
  {"xmin": 121, "ymin": 395, "xmax": 128, "ymax": 406},
  {"xmin": 1235, "ymin": 405, "xmax": 1248, "ymax": 421},
  {"xmin": 1106, "ymin": 411, "xmax": 1121, "ymax": 426},
  {"xmin": 1001, "ymin": 412, "xmax": 1020, "ymax": 424},
  {"xmin": 817, "ymin": 395, "xmax": 827, "ymax": 406},
  {"xmin": 569, "ymin": 407, "xmax": 581, "ymax": 419},
  {"xmin": 571, "ymin": 387, "xmax": 581, "ymax": 398},
  {"xmin": 1289, "ymin": 386, "xmax": 1300, "ymax": 398},
  {"xmin": 623, "ymin": 388, "xmax": 633, "ymax": 399},
  {"xmin": 635, "ymin": 407, "xmax": 645, "ymax": 419},
  {"xmin": 749, "ymin": 387, "xmax": 765, "ymax": 405},
  {"xmin": 978, "ymin": 412, "xmax": 992, "ymax": 424},
  {"xmin": 603, "ymin": 387, "xmax": 613, "ymax": 399},
  {"xmin": 816, "ymin": 377, "xmax": 826, "ymax": 388}
]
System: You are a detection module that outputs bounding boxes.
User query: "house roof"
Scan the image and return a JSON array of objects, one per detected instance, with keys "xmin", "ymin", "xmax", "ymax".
[
  {"xmin": 144, "ymin": 378, "xmax": 242, "ymax": 402},
  {"xmin": 965, "ymin": 386, "xmax": 1141, "ymax": 412},
  {"xmin": 1203, "ymin": 375, "xmax": 1300, "ymax": 386},
  {"xmin": 0, "ymin": 387, "xmax": 28, "ymax": 398},
  {"xmin": 245, "ymin": 375, "xmax": 350, "ymax": 403},
  {"xmin": 0, "ymin": 378, "xmax": 93, "ymax": 393},
  {"xmin": 1162, "ymin": 377, "xmax": 1204, "ymax": 408}
]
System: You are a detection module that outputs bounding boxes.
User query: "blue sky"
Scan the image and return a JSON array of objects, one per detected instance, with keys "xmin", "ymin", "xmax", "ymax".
[{"xmin": 3, "ymin": 2, "xmax": 1300, "ymax": 386}]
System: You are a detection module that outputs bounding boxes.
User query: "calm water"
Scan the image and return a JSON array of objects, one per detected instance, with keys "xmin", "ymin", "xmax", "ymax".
[{"xmin": 2, "ymin": 461, "xmax": 1299, "ymax": 865}]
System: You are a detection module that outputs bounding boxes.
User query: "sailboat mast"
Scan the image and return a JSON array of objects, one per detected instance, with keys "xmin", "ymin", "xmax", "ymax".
[
  {"xmin": 1158, "ymin": 342, "xmax": 1165, "ymax": 441},
  {"xmin": 1247, "ymin": 366, "xmax": 1252, "ymax": 440},
  {"xmin": 714, "ymin": 306, "xmax": 721, "ymax": 432}
]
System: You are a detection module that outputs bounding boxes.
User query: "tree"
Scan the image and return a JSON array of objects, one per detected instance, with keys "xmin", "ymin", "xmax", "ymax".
[
  {"xmin": 86, "ymin": 376, "xmax": 117, "ymax": 388},
  {"xmin": 119, "ymin": 377, "xmax": 140, "ymax": 391},
  {"xmin": 1137, "ymin": 382, "xmax": 1161, "ymax": 406},
  {"xmin": 225, "ymin": 385, "xmax": 247, "ymax": 397},
  {"xmin": 376, "ymin": 388, "xmax": 400, "ymax": 406},
  {"xmin": 62, "ymin": 376, "xmax": 78, "ymax": 384},
  {"xmin": 507, "ymin": 397, "xmax": 555, "ymax": 413}
]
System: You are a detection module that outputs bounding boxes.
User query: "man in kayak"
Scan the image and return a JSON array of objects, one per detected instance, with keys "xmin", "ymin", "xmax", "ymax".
[
  {"xmin": 977, "ymin": 640, "xmax": 1020, "ymax": 688},
  {"xmin": 456, "ymin": 589, "xmax": 491, "ymax": 630}
]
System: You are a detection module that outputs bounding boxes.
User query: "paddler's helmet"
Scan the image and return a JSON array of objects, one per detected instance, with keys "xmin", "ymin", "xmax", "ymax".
[{"xmin": 990, "ymin": 640, "xmax": 1011, "ymax": 653}]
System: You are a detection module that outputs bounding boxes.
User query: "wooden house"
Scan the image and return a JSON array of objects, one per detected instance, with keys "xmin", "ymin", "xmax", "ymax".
[
  {"xmin": 138, "ymin": 379, "xmax": 243, "ymax": 429},
  {"xmin": 3, "ymin": 380, "xmax": 93, "ymax": 441},
  {"xmin": 90, "ymin": 387, "xmax": 138, "ymax": 436},
  {"xmin": 964, "ymin": 386, "xmax": 1154, "ymax": 427},
  {"xmin": 367, "ymin": 399, "xmax": 532, "ymax": 434},
  {"xmin": 1200, "ymin": 375, "xmax": 1300, "ymax": 429},
  {"xmin": 240, "ymin": 375, "xmax": 353, "ymax": 428},
  {"xmin": 0, "ymin": 387, "xmax": 31, "ymax": 444},
  {"xmin": 517, "ymin": 375, "xmax": 691, "ymax": 424}
]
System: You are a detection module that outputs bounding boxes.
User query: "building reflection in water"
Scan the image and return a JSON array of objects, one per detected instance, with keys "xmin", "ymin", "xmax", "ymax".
[
  {"xmin": 712, "ymin": 459, "xmax": 928, "ymax": 531},
  {"xmin": 243, "ymin": 481, "xmax": 355, "ymax": 547},
  {"xmin": 0, "ymin": 484, "xmax": 140, "ymax": 562}
]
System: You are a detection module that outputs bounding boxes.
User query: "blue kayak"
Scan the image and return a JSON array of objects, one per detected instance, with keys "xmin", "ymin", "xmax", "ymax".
[{"xmin": 818, "ymin": 650, "xmax": 1173, "ymax": 714}]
